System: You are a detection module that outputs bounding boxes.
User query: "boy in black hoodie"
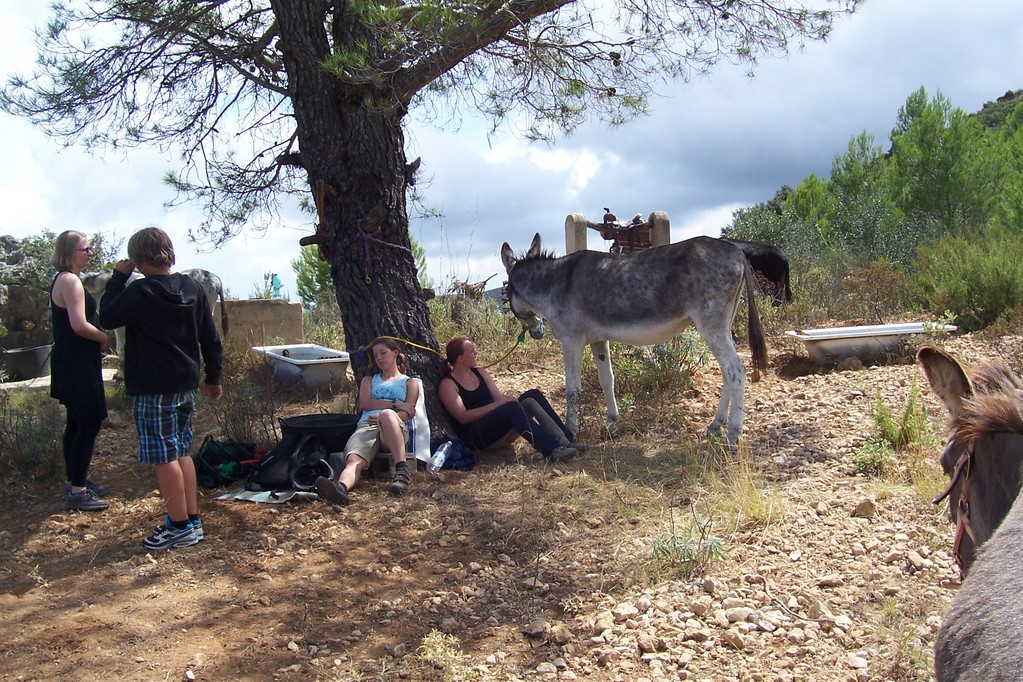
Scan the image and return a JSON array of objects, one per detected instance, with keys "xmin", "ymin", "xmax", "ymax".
[{"xmin": 101, "ymin": 227, "xmax": 223, "ymax": 551}]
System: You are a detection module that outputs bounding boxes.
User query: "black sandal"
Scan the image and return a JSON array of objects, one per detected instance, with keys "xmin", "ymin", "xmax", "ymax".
[{"xmin": 388, "ymin": 467, "xmax": 412, "ymax": 495}]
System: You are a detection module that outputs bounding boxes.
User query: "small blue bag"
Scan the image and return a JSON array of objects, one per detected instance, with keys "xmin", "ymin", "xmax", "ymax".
[{"xmin": 429, "ymin": 437, "xmax": 477, "ymax": 471}]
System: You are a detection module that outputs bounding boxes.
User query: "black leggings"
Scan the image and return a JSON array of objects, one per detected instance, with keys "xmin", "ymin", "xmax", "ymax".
[
  {"xmin": 457, "ymin": 389, "xmax": 573, "ymax": 457},
  {"xmin": 62, "ymin": 409, "xmax": 103, "ymax": 488}
]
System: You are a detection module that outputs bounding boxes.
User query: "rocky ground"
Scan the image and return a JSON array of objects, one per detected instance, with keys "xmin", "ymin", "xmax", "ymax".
[{"xmin": 1, "ymin": 331, "xmax": 1020, "ymax": 682}]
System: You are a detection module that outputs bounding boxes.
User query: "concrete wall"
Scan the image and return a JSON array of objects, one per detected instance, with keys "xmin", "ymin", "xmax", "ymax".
[{"xmin": 216, "ymin": 299, "xmax": 304, "ymax": 346}]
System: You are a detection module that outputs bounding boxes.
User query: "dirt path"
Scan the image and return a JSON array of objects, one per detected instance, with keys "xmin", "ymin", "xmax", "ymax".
[{"xmin": 1, "ymin": 333, "xmax": 1018, "ymax": 681}]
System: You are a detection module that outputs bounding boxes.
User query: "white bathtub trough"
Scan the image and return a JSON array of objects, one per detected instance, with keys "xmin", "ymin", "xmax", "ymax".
[
  {"xmin": 251, "ymin": 344, "xmax": 350, "ymax": 387},
  {"xmin": 785, "ymin": 323, "xmax": 957, "ymax": 365}
]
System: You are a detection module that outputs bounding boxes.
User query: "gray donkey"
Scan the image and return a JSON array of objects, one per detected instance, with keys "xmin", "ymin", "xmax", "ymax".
[
  {"xmin": 501, "ymin": 233, "xmax": 767, "ymax": 446},
  {"xmin": 919, "ymin": 345, "xmax": 1023, "ymax": 682}
]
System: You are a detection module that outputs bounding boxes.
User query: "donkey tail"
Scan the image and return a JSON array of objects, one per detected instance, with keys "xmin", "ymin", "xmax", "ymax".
[
  {"xmin": 742, "ymin": 260, "xmax": 769, "ymax": 381},
  {"xmin": 783, "ymin": 261, "xmax": 793, "ymax": 303}
]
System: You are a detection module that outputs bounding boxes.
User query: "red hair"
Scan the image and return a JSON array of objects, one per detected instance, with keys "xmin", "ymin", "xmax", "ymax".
[{"xmin": 441, "ymin": 337, "xmax": 470, "ymax": 376}]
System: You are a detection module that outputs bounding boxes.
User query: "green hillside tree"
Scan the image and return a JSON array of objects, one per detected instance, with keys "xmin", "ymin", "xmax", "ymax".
[
  {"xmin": 825, "ymin": 132, "xmax": 904, "ymax": 264},
  {"xmin": 990, "ymin": 99, "xmax": 1023, "ymax": 230},
  {"xmin": 1, "ymin": 0, "xmax": 859, "ymax": 421},
  {"xmin": 292, "ymin": 245, "xmax": 333, "ymax": 310},
  {"xmin": 884, "ymin": 87, "xmax": 1004, "ymax": 236}
]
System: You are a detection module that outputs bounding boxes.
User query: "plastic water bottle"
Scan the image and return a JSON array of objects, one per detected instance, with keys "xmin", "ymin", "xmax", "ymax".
[{"xmin": 427, "ymin": 441, "xmax": 453, "ymax": 475}]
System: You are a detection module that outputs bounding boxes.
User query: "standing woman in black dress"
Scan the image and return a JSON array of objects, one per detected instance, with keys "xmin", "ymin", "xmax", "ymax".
[{"xmin": 50, "ymin": 231, "xmax": 110, "ymax": 511}]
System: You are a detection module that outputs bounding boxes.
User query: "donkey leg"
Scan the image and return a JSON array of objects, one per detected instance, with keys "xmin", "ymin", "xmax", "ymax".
[
  {"xmin": 590, "ymin": 340, "xmax": 619, "ymax": 426},
  {"xmin": 561, "ymin": 343, "xmax": 585, "ymax": 433},
  {"xmin": 114, "ymin": 327, "xmax": 127, "ymax": 380},
  {"xmin": 701, "ymin": 333, "xmax": 747, "ymax": 446}
]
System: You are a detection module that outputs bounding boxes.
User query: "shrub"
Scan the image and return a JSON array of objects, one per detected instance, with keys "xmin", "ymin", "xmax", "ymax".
[
  {"xmin": 585, "ymin": 330, "xmax": 709, "ymax": 407},
  {"xmin": 0, "ymin": 390, "xmax": 64, "ymax": 478},
  {"xmin": 912, "ymin": 227, "xmax": 1023, "ymax": 331},
  {"xmin": 429, "ymin": 295, "xmax": 559, "ymax": 369},
  {"xmin": 840, "ymin": 261, "xmax": 910, "ymax": 324},
  {"xmin": 853, "ymin": 438, "xmax": 897, "ymax": 477},
  {"xmin": 872, "ymin": 384, "xmax": 930, "ymax": 452},
  {"xmin": 304, "ymin": 290, "xmax": 345, "ymax": 350},
  {"xmin": 646, "ymin": 510, "xmax": 724, "ymax": 580},
  {"xmin": 417, "ymin": 630, "xmax": 476, "ymax": 682},
  {"xmin": 709, "ymin": 448, "xmax": 787, "ymax": 528},
  {"xmin": 207, "ymin": 343, "xmax": 281, "ymax": 444}
]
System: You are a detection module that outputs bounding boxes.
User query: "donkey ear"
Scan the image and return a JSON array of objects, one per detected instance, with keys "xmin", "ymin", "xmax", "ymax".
[
  {"xmin": 918, "ymin": 345, "xmax": 974, "ymax": 420},
  {"xmin": 500, "ymin": 242, "xmax": 517, "ymax": 273},
  {"xmin": 526, "ymin": 233, "xmax": 542, "ymax": 259}
]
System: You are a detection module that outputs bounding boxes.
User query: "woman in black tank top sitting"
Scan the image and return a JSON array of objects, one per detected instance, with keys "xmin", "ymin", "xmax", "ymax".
[{"xmin": 439, "ymin": 337, "xmax": 586, "ymax": 462}]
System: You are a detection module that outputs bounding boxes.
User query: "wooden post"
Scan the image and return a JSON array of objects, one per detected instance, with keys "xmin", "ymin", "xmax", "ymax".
[
  {"xmin": 649, "ymin": 211, "xmax": 671, "ymax": 247},
  {"xmin": 565, "ymin": 213, "xmax": 589, "ymax": 254}
]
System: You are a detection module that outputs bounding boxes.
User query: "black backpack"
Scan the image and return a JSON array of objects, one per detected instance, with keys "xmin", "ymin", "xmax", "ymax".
[
  {"xmin": 194, "ymin": 436, "xmax": 262, "ymax": 489},
  {"xmin": 245, "ymin": 431, "xmax": 334, "ymax": 493}
]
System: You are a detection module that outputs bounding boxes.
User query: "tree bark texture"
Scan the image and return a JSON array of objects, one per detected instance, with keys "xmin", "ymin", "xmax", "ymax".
[{"xmin": 271, "ymin": 1, "xmax": 447, "ymax": 434}]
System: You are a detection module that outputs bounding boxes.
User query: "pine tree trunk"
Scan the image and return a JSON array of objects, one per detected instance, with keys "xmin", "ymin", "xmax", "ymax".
[{"xmin": 272, "ymin": 1, "xmax": 446, "ymax": 434}]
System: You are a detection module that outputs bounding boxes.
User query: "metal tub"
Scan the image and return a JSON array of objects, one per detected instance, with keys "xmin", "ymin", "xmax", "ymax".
[
  {"xmin": 785, "ymin": 323, "xmax": 957, "ymax": 365},
  {"xmin": 251, "ymin": 343, "xmax": 350, "ymax": 388}
]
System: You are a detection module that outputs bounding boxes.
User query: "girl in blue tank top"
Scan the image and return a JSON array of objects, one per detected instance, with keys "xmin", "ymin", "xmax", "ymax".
[{"xmin": 315, "ymin": 337, "xmax": 420, "ymax": 505}]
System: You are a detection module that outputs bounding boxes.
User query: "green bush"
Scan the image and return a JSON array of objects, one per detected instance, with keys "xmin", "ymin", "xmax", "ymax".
[
  {"xmin": 872, "ymin": 384, "xmax": 930, "ymax": 451},
  {"xmin": 646, "ymin": 512, "xmax": 724, "ymax": 580},
  {"xmin": 0, "ymin": 390, "xmax": 64, "ymax": 478},
  {"xmin": 428, "ymin": 295, "xmax": 560, "ymax": 368},
  {"xmin": 852, "ymin": 438, "xmax": 897, "ymax": 477},
  {"xmin": 912, "ymin": 227, "xmax": 1023, "ymax": 331},
  {"xmin": 304, "ymin": 290, "xmax": 345, "ymax": 350},
  {"xmin": 585, "ymin": 330, "xmax": 709, "ymax": 404}
]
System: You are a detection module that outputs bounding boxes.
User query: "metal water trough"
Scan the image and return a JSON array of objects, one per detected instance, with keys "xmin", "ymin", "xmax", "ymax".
[
  {"xmin": 1, "ymin": 344, "xmax": 53, "ymax": 381},
  {"xmin": 785, "ymin": 323, "xmax": 957, "ymax": 365},
  {"xmin": 251, "ymin": 343, "xmax": 350, "ymax": 387}
]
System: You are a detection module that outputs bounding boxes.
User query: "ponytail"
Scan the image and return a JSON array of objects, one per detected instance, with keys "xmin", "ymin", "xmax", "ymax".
[{"xmin": 442, "ymin": 337, "xmax": 470, "ymax": 376}]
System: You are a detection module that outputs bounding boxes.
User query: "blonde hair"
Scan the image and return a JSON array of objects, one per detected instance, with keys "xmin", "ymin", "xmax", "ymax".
[
  {"xmin": 52, "ymin": 230, "xmax": 88, "ymax": 272},
  {"xmin": 127, "ymin": 226, "xmax": 176, "ymax": 268}
]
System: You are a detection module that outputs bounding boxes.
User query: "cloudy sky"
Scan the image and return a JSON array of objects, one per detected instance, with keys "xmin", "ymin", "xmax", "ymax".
[{"xmin": 1, "ymin": 1, "xmax": 1021, "ymax": 300}]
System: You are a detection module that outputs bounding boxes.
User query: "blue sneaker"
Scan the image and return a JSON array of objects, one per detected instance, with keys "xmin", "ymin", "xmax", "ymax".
[
  {"xmin": 192, "ymin": 518, "xmax": 204, "ymax": 542},
  {"xmin": 142, "ymin": 517, "xmax": 198, "ymax": 551}
]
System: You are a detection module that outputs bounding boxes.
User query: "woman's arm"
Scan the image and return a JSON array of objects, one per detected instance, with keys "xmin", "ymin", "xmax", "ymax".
[
  {"xmin": 438, "ymin": 376, "xmax": 469, "ymax": 424},
  {"xmin": 439, "ymin": 375, "xmax": 501, "ymax": 425},
  {"xmin": 480, "ymin": 368, "xmax": 516, "ymax": 405},
  {"xmin": 357, "ymin": 376, "xmax": 376, "ymax": 413},
  {"xmin": 391, "ymin": 378, "xmax": 419, "ymax": 421},
  {"xmin": 359, "ymin": 374, "xmax": 415, "ymax": 415},
  {"xmin": 55, "ymin": 273, "xmax": 108, "ymax": 345}
]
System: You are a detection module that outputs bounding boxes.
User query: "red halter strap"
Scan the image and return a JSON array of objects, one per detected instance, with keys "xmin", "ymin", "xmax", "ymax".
[{"xmin": 933, "ymin": 448, "xmax": 976, "ymax": 576}]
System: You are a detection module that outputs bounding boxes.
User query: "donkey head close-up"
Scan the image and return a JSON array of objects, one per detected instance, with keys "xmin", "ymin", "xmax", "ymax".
[
  {"xmin": 919, "ymin": 344, "xmax": 1023, "ymax": 682},
  {"xmin": 918, "ymin": 344, "xmax": 1023, "ymax": 575},
  {"xmin": 500, "ymin": 233, "xmax": 547, "ymax": 340}
]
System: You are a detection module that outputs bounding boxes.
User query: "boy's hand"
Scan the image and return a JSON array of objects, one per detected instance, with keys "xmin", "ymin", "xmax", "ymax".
[
  {"xmin": 201, "ymin": 383, "xmax": 223, "ymax": 402},
  {"xmin": 114, "ymin": 259, "xmax": 136, "ymax": 276}
]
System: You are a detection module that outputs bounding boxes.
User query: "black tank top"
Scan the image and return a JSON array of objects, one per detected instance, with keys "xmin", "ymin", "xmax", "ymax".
[{"xmin": 447, "ymin": 367, "xmax": 493, "ymax": 410}]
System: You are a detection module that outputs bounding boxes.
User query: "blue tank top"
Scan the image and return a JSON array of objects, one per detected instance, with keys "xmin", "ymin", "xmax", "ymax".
[{"xmin": 358, "ymin": 373, "xmax": 409, "ymax": 425}]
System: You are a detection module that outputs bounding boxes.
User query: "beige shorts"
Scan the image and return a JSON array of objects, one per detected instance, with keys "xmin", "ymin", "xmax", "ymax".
[{"xmin": 344, "ymin": 419, "xmax": 408, "ymax": 465}]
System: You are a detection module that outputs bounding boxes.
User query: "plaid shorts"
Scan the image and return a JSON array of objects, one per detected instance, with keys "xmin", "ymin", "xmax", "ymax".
[{"xmin": 133, "ymin": 391, "xmax": 196, "ymax": 465}]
